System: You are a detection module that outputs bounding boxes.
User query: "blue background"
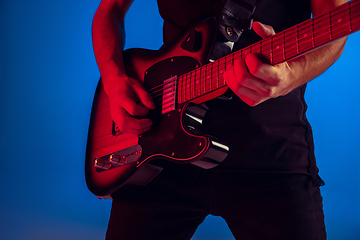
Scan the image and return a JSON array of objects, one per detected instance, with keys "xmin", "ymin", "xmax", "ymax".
[{"xmin": 0, "ymin": 0, "xmax": 359, "ymax": 239}]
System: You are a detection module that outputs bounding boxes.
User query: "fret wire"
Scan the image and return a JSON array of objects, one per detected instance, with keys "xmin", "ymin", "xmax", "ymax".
[
  {"xmin": 179, "ymin": 75, "xmax": 182, "ymax": 103},
  {"xmin": 183, "ymin": 75, "xmax": 186, "ymax": 103},
  {"xmin": 198, "ymin": 65, "xmax": 201, "ymax": 97},
  {"xmin": 181, "ymin": 75, "xmax": 185, "ymax": 103},
  {"xmin": 197, "ymin": 67, "xmax": 200, "ymax": 99},
  {"xmin": 195, "ymin": 67, "xmax": 199, "ymax": 98},
  {"xmin": 298, "ymin": 19, "xmax": 313, "ymax": 53},
  {"xmin": 219, "ymin": 58, "xmax": 224, "ymax": 88},
  {"xmin": 329, "ymin": 11, "xmax": 333, "ymax": 40},
  {"xmin": 198, "ymin": 66, "xmax": 202, "ymax": 97},
  {"xmin": 174, "ymin": 78, "xmax": 179, "ymax": 106},
  {"xmin": 297, "ymin": 24, "xmax": 300, "ymax": 54},
  {"xmin": 201, "ymin": 63, "xmax": 205, "ymax": 94},
  {"xmin": 270, "ymin": 36, "xmax": 273, "ymax": 64},
  {"xmin": 190, "ymin": 69, "xmax": 194, "ymax": 99},
  {"xmin": 202, "ymin": 65, "xmax": 209, "ymax": 96},
  {"xmin": 184, "ymin": 74, "xmax": 187, "ymax": 102},
  {"xmin": 209, "ymin": 61, "xmax": 214, "ymax": 92},
  {"xmin": 331, "ymin": 8, "xmax": 349, "ymax": 39},
  {"xmin": 283, "ymin": 31, "xmax": 286, "ymax": 60},
  {"xmin": 216, "ymin": 60, "xmax": 219, "ymax": 90},
  {"xmin": 215, "ymin": 60, "xmax": 219, "ymax": 91},
  {"xmin": 272, "ymin": 34, "xmax": 282, "ymax": 63},
  {"xmin": 349, "ymin": 1, "xmax": 353, "ymax": 31},
  {"xmin": 210, "ymin": 62, "xmax": 214, "ymax": 91},
  {"xmin": 190, "ymin": 69, "xmax": 194, "ymax": 100},
  {"xmin": 212, "ymin": 61, "xmax": 215, "ymax": 91},
  {"xmin": 183, "ymin": 71, "xmax": 186, "ymax": 101},
  {"xmin": 192, "ymin": 68, "xmax": 196, "ymax": 99},
  {"xmin": 208, "ymin": 63, "xmax": 211, "ymax": 92},
  {"xmin": 183, "ymin": 72, "xmax": 186, "ymax": 102},
  {"xmin": 312, "ymin": 18, "xmax": 315, "ymax": 47},
  {"xmin": 188, "ymin": 69, "xmax": 192, "ymax": 101},
  {"xmin": 211, "ymin": 62, "xmax": 215, "ymax": 91}
]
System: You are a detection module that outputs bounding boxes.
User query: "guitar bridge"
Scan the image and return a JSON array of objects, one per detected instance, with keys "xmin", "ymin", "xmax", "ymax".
[{"xmin": 93, "ymin": 144, "xmax": 142, "ymax": 172}]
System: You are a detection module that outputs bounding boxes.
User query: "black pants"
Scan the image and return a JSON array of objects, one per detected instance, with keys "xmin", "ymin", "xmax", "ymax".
[{"xmin": 106, "ymin": 164, "xmax": 326, "ymax": 240}]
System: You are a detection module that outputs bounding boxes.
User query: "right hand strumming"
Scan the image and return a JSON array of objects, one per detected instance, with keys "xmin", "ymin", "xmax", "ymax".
[{"xmin": 104, "ymin": 74, "xmax": 155, "ymax": 135}]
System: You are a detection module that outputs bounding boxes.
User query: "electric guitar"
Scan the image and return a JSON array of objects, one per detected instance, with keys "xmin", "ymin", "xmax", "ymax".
[{"xmin": 86, "ymin": 0, "xmax": 360, "ymax": 198}]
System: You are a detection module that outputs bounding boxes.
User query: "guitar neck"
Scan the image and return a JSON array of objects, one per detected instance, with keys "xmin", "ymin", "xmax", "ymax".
[{"xmin": 177, "ymin": 0, "xmax": 360, "ymax": 104}]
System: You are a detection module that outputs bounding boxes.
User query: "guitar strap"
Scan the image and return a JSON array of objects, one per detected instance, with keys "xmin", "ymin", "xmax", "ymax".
[
  {"xmin": 218, "ymin": 0, "xmax": 257, "ymax": 42},
  {"xmin": 209, "ymin": 0, "xmax": 257, "ymax": 100},
  {"xmin": 209, "ymin": 0, "xmax": 257, "ymax": 62}
]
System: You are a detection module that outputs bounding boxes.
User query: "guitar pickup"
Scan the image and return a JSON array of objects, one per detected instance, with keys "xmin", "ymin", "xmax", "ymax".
[{"xmin": 162, "ymin": 76, "xmax": 177, "ymax": 114}]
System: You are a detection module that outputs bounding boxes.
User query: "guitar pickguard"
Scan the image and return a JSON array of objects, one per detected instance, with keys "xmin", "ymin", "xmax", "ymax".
[{"xmin": 86, "ymin": 16, "xmax": 227, "ymax": 197}]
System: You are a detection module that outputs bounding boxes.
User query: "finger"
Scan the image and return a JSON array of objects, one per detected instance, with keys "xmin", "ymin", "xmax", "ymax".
[
  {"xmin": 230, "ymin": 57, "xmax": 268, "ymax": 97},
  {"xmin": 245, "ymin": 54, "xmax": 281, "ymax": 87},
  {"xmin": 252, "ymin": 21, "xmax": 276, "ymax": 39},
  {"xmin": 116, "ymin": 108, "xmax": 153, "ymax": 134},
  {"xmin": 121, "ymin": 95, "xmax": 150, "ymax": 117},
  {"xmin": 132, "ymin": 83, "xmax": 155, "ymax": 110},
  {"xmin": 235, "ymin": 87, "xmax": 264, "ymax": 107},
  {"xmin": 121, "ymin": 121, "xmax": 152, "ymax": 135},
  {"xmin": 225, "ymin": 62, "xmax": 261, "ymax": 106},
  {"xmin": 224, "ymin": 64, "xmax": 241, "ymax": 93}
]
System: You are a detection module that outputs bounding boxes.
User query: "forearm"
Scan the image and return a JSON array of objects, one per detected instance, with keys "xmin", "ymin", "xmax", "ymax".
[
  {"xmin": 286, "ymin": 37, "xmax": 347, "ymax": 91},
  {"xmin": 92, "ymin": 1, "xmax": 133, "ymax": 95},
  {"xmin": 287, "ymin": 0, "xmax": 347, "ymax": 89},
  {"xmin": 225, "ymin": 19, "xmax": 347, "ymax": 106}
]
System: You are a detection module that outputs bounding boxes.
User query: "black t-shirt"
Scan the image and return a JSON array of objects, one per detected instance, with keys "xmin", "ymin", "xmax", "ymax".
[{"xmin": 156, "ymin": 0, "xmax": 318, "ymax": 177}]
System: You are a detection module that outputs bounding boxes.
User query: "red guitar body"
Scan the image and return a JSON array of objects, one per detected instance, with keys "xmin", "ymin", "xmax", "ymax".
[
  {"xmin": 85, "ymin": 17, "xmax": 229, "ymax": 198},
  {"xmin": 86, "ymin": 0, "xmax": 360, "ymax": 197}
]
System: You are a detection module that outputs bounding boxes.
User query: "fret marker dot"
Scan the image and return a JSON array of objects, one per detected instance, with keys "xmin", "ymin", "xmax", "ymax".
[
  {"xmin": 338, "ymin": 18, "xmax": 342, "ymax": 23},
  {"xmin": 187, "ymin": 84, "xmax": 190, "ymax": 88},
  {"xmin": 196, "ymin": 80, "xmax": 199, "ymax": 84},
  {"xmin": 304, "ymin": 33, "xmax": 308, "ymax": 38},
  {"xmin": 276, "ymin": 45, "xmax": 280, "ymax": 50}
]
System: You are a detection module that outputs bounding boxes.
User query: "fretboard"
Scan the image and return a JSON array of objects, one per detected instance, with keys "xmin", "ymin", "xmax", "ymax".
[{"xmin": 177, "ymin": 0, "xmax": 360, "ymax": 104}]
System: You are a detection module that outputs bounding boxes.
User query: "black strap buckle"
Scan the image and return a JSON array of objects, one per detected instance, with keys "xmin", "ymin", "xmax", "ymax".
[{"xmin": 219, "ymin": 0, "xmax": 256, "ymax": 42}]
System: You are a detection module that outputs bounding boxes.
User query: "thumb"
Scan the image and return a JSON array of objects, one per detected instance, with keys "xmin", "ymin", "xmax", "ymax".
[
  {"xmin": 133, "ymin": 84, "xmax": 156, "ymax": 110},
  {"xmin": 252, "ymin": 21, "xmax": 276, "ymax": 39}
]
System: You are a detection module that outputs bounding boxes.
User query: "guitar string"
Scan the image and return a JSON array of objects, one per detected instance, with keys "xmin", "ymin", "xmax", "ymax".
[
  {"xmin": 174, "ymin": 8, "xmax": 360, "ymax": 103},
  {"xmin": 150, "ymin": 18, "xmax": 355, "ymax": 107},
  {"xmin": 144, "ymin": 3, "xmax": 359, "ymax": 109},
  {"xmin": 145, "ymin": 3, "xmax": 358, "ymax": 99},
  {"xmin": 94, "ymin": 2, "xmax": 359, "ymax": 128},
  {"xmin": 150, "ymin": 2, "xmax": 360, "ymax": 99}
]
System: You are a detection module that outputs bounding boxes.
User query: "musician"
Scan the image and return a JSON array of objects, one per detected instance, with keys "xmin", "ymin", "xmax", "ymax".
[{"xmin": 92, "ymin": 0, "xmax": 347, "ymax": 239}]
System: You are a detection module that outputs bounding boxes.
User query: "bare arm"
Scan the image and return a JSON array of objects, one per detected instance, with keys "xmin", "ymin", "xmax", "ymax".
[
  {"xmin": 224, "ymin": 0, "xmax": 348, "ymax": 106},
  {"xmin": 92, "ymin": 0, "xmax": 131, "ymax": 79},
  {"xmin": 92, "ymin": 0, "xmax": 155, "ymax": 135}
]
